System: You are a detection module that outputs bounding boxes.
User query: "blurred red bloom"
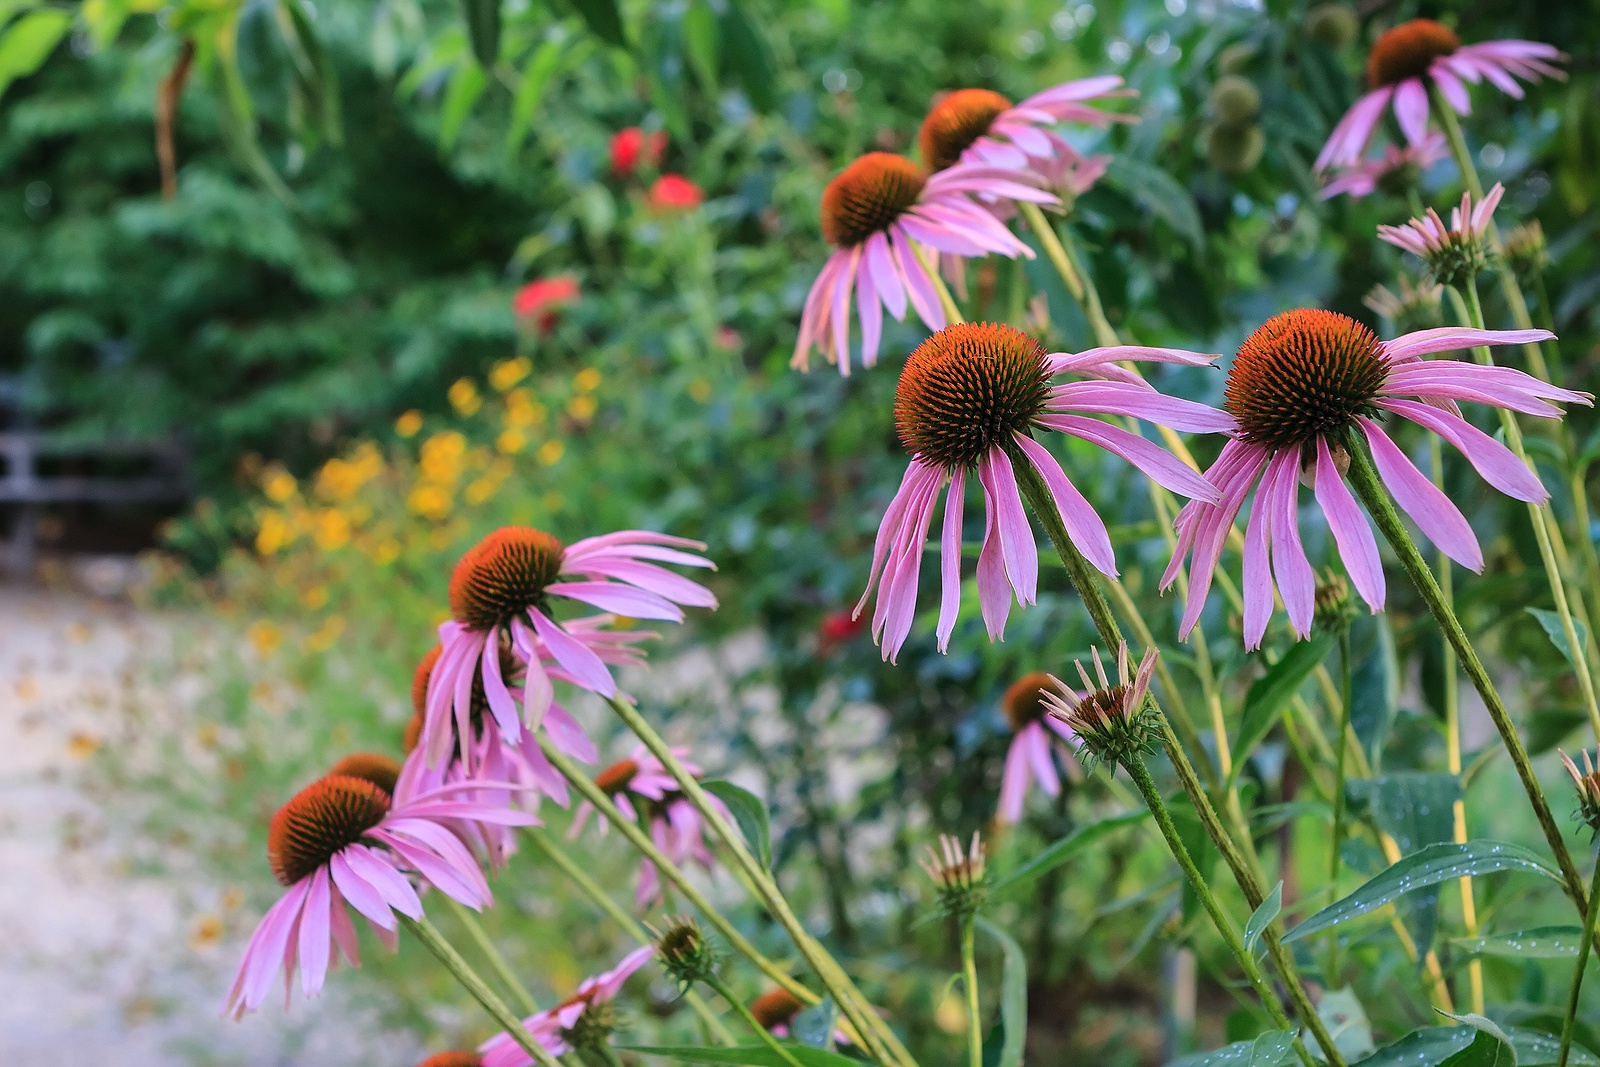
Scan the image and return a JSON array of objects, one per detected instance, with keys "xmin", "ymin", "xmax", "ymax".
[
  {"xmin": 648, "ymin": 174, "xmax": 704, "ymax": 213},
  {"xmin": 513, "ymin": 275, "xmax": 580, "ymax": 333},
  {"xmin": 819, "ymin": 610, "xmax": 864, "ymax": 652},
  {"xmin": 611, "ymin": 127, "xmax": 666, "ymax": 177}
]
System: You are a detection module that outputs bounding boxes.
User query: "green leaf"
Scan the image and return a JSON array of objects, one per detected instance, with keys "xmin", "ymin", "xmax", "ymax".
[
  {"xmin": 1436, "ymin": 1012, "xmax": 1516, "ymax": 1067},
  {"xmin": 1321, "ymin": 988, "xmax": 1376, "ymax": 1062},
  {"xmin": 1512, "ymin": 1026, "xmax": 1600, "ymax": 1065},
  {"xmin": 1286, "ymin": 841, "xmax": 1563, "ymax": 943},
  {"xmin": 1357, "ymin": 1027, "xmax": 1597, "ymax": 1067},
  {"xmin": 1103, "ymin": 156, "xmax": 1204, "ymax": 255},
  {"xmin": 1528, "ymin": 607, "xmax": 1590, "ymax": 667},
  {"xmin": 279, "ymin": 0, "xmax": 342, "ymax": 145},
  {"xmin": 992, "ymin": 810, "xmax": 1149, "ymax": 893},
  {"xmin": 976, "ymin": 917, "xmax": 1027, "ymax": 1067},
  {"xmin": 719, "ymin": 0, "xmax": 777, "ymax": 112},
  {"xmin": 625, "ymin": 1046, "xmax": 860, "ymax": 1067},
  {"xmin": 567, "ymin": 0, "xmax": 626, "ymax": 47},
  {"xmin": 1243, "ymin": 880, "xmax": 1282, "ymax": 955},
  {"xmin": 0, "ymin": 7, "xmax": 71, "ymax": 99},
  {"xmin": 1346, "ymin": 773, "xmax": 1462, "ymax": 855},
  {"xmin": 459, "ymin": 0, "xmax": 500, "ymax": 67},
  {"xmin": 1453, "ymin": 926, "xmax": 1586, "ymax": 959},
  {"xmin": 789, "ymin": 999, "xmax": 837, "ymax": 1049},
  {"xmin": 506, "ymin": 38, "xmax": 572, "ymax": 157},
  {"xmin": 683, "ymin": 0, "xmax": 719, "ymax": 93},
  {"xmin": 1169, "ymin": 1031, "xmax": 1296, "ymax": 1067},
  {"xmin": 438, "ymin": 60, "xmax": 487, "ymax": 149},
  {"xmin": 702, "ymin": 780, "xmax": 771, "ymax": 869},
  {"xmin": 1350, "ymin": 613, "xmax": 1399, "ymax": 765},
  {"xmin": 1231, "ymin": 632, "xmax": 1335, "ymax": 785}
]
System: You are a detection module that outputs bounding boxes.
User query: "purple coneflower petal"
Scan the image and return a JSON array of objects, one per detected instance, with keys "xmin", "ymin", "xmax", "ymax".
[
  {"xmin": 1315, "ymin": 87, "xmax": 1392, "ymax": 171},
  {"xmin": 1380, "ymin": 398, "xmax": 1548, "ymax": 502},
  {"xmin": 1393, "ymin": 78, "xmax": 1431, "ymax": 145},
  {"xmin": 1240, "ymin": 457, "xmax": 1276, "ymax": 650},
  {"xmin": 1313, "ymin": 438, "xmax": 1385, "ymax": 611},
  {"xmin": 1265, "ymin": 451, "xmax": 1316, "ymax": 638},
  {"xmin": 1012, "ymin": 433, "xmax": 1115, "ymax": 577},
  {"xmin": 937, "ymin": 469, "xmax": 966, "ymax": 652},
  {"xmin": 1026, "ymin": 723, "xmax": 1061, "ymax": 798},
  {"xmin": 529, "ymin": 609, "xmax": 616, "ymax": 697},
  {"xmin": 997, "ymin": 732, "xmax": 1030, "ymax": 823},
  {"xmin": 329, "ymin": 851, "xmax": 394, "ymax": 930},
  {"xmin": 1359, "ymin": 417, "xmax": 1482, "ymax": 571},
  {"xmin": 976, "ymin": 494, "xmax": 1011, "ymax": 641},
  {"xmin": 985, "ymin": 445, "xmax": 1042, "ymax": 597},
  {"xmin": 1040, "ymin": 414, "xmax": 1218, "ymax": 503},
  {"xmin": 1048, "ymin": 381, "xmax": 1237, "ymax": 434},
  {"xmin": 1382, "ymin": 325, "xmax": 1554, "ymax": 361},
  {"xmin": 890, "ymin": 226, "xmax": 945, "ymax": 331},
  {"xmin": 298, "ymin": 866, "xmax": 332, "ymax": 996}
]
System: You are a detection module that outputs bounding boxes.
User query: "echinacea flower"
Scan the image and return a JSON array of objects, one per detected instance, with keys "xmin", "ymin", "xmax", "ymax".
[
  {"xmin": 996, "ymin": 672, "xmax": 1077, "ymax": 824},
  {"xmin": 422, "ymin": 527, "xmax": 715, "ymax": 772},
  {"xmin": 416, "ymin": 1054, "xmax": 483, "ymax": 1067},
  {"xmin": 792, "ymin": 154, "xmax": 1056, "ymax": 375},
  {"xmin": 648, "ymin": 174, "xmax": 703, "ymax": 212},
  {"xmin": 611, "ymin": 127, "xmax": 666, "ymax": 177},
  {"xmin": 1378, "ymin": 183, "xmax": 1501, "ymax": 287},
  {"xmin": 920, "ymin": 831, "xmax": 988, "ymax": 918},
  {"xmin": 917, "ymin": 79, "xmax": 1133, "ymax": 176},
  {"xmin": 478, "ymin": 947, "xmax": 654, "ymax": 1064},
  {"xmin": 568, "ymin": 744, "xmax": 730, "ymax": 907},
  {"xmin": 1363, "ymin": 273, "xmax": 1444, "ymax": 333},
  {"xmin": 1042, "ymin": 643, "xmax": 1159, "ymax": 769},
  {"xmin": 855, "ymin": 322, "xmax": 1231, "ymax": 661},
  {"xmin": 513, "ymin": 276, "xmax": 580, "ymax": 334},
  {"xmin": 1319, "ymin": 131, "xmax": 1448, "ymax": 199},
  {"xmin": 1161, "ymin": 308, "xmax": 1585, "ymax": 650},
  {"xmin": 1316, "ymin": 19, "xmax": 1565, "ymax": 172},
  {"xmin": 224, "ymin": 751, "xmax": 537, "ymax": 1018},
  {"xmin": 1561, "ymin": 749, "xmax": 1600, "ymax": 838}
]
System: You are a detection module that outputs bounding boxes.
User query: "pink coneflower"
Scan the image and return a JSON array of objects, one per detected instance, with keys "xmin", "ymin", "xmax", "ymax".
[
  {"xmin": 917, "ymin": 79, "xmax": 1133, "ymax": 176},
  {"xmin": 746, "ymin": 986, "xmax": 851, "ymax": 1044},
  {"xmin": 568, "ymin": 745, "xmax": 729, "ymax": 907},
  {"xmin": 1319, "ymin": 132, "xmax": 1448, "ymax": 200},
  {"xmin": 996, "ymin": 672, "xmax": 1077, "ymax": 824},
  {"xmin": 415, "ymin": 1053, "xmax": 483, "ymax": 1067},
  {"xmin": 1315, "ymin": 19, "xmax": 1565, "ymax": 172},
  {"xmin": 1042, "ymin": 643, "xmax": 1160, "ymax": 768},
  {"xmin": 855, "ymin": 322, "xmax": 1231, "ymax": 661},
  {"xmin": 224, "ymin": 751, "xmax": 537, "ymax": 1018},
  {"xmin": 648, "ymin": 174, "xmax": 703, "ymax": 212},
  {"xmin": 513, "ymin": 276, "xmax": 580, "ymax": 334},
  {"xmin": 792, "ymin": 153, "xmax": 1056, "ymax": 375},
  {"xmin": 611, "ymin": 127, "xmax": 666, "ymax": 177},
  {"xmin": 1161, "ymin": 308, "xmax": 1585, "ymax": 650},
  {"xmin": 422, "ymin": 527, "xmax": 715, "ymax": 772},
  {"xmin": 1377, "ymin": 183, "xmax": 1501, "ymax": 275},
  {"xmin": 478, "ymin": 947, "xmax": 654, "ymax": 1064}
]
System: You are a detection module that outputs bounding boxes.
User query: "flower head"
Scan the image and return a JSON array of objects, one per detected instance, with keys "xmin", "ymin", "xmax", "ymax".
[
  {"xmin": 1378, "ymin": 184, "xmax": 1503, "ymax": 288},
  {"xmin": 225, "ymin": 750, "xmax": 537, "ymax": 1018},
  {"xmin": 1503, "ymin": 220, "xmax": 1548, "ymax": 279},
  {"xmin": 1363, "ymin": 273, "xmax": 1444, "ymax": 333},
  {"xmin": 857, "ymin": 322, "xmax": 1230, "ymax": 660},
  {"xmin": 417, "ymin": 1054, "xmax": 482, "ymax": 1067},
  {"xmin": 648, "ymin": 174, "xmax": 703, "ymax": 212},
  {"xmin": 1162, "ymin": 309, "xmax": 1583, "ymax": 649},
  {"xmin": 996, "ymin": 672, "xmax": 1077, "ymax": 824},
  {"xmin": 1317, "ymin": 20, "xmax": 1565, "ymax": 172},
  {"xmin": 479, "ymin": 947, "xmax": 654, "ymax": 1064},
  {"xmin": 751, "ymin": 988, "xmax": 807, "ymax": 1035},
  {"xmin": 651, "ymin": 915, "xmax": 718, "ymax": 989},
  {"xmin": 794, "ymin": 155, "xmax": 1056, "ymax": 375},
  {"xmin": 1562, "ymin": 750, "xmax": 1600, "ymax": 838},
  {"xmin": 1042, "ymin": 643, "xmax": 1159, "ymax": 769},
  {"xmin": 422, "ymin": 526, "xmax": 713, "ymax": 774},
  {"xmin": 918, "ymin": 78, "xmax": 1132, "ymax": 176},
  {"xmin": 920, "ymin": 831, "xmax": 988, "ymax": 919},
  {"xmin": 1319, "ymin": 132, "xmax": 1447, "ymax": 200},
  {"xmin": 513, "ymin": 276, "xmax": 580, "ymax": 333},
  {"xmin": 612, "ymin": 127, "xmax": 666, "ymax": 177},
  {"xmin": 328, "ymin": 752, "xmax": 402, "ymax": 797}
]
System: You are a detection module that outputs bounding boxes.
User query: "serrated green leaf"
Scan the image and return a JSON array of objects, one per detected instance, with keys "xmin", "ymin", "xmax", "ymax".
[
  {"xmin": 1231, "ymin": 632, "xmax": 1335, "ymax": 786},
  {"xmin": 0, "ymin": 7, "xmax": 71, "ymax": 99},
  {"xmin": 1286, "ymin": 841, "xmax": 1563, "ymax": 943},
  {"xmin": 992, "ymin": 809, "xmax": 1148, "ymax": 894},
  {"xmin": 1437, "ymin": 1012, "xmax": 1516, "ymax": 1067},
  {"xmin": 976, "ymin": 917, "xmax": 1027, "ymax": 1067},
  {"xmin": 1453, "ymin": 926, "xmax": 1586, "ymax": 959},
  {"xmin": 1243, "ymin": 880, "xmax": 1282, "ymax": 955},
  {"xmin": 1169, "ymin": 1031, "xmax": 1296, "ymax": 1067},
  {"xmin": 625, "ymin": 1046, "xmax": 859, "ymax": 1067},
  {"xmin": 702, "ymin": 779, "xmax": 771, "ymax": 869},
  {"xmin": 1527, "ymin": 607, "xmax": 1590, "ymax": 667}
]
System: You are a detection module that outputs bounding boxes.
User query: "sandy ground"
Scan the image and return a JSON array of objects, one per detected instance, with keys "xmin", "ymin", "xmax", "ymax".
[{"xmin": 0, "ymin": 583, "xmax": 418, "ymax": 1065}]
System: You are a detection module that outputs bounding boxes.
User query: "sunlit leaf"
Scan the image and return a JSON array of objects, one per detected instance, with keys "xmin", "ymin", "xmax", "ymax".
[
  {"xmin": 1453, "ymin": 926, "xmax": 1585, "ymax": 959},
  {"xmin": 976, "ymin": 917, "xmax": 1027, "ymax": 1067},
  {"xmin": 1243, "ymin": 880, "xmax": 1282, "ymax": 955},
  {"xmin": 703, "ymin": 779, "xmax": 771, "ymax": 869},
  {"xmin": 1169, "ymin": 1031, "xmax": 1296, "ymax": 1067},
  {"xmin": 992, "ymin": 809, "xmax": 1149, "ymax": 894}
]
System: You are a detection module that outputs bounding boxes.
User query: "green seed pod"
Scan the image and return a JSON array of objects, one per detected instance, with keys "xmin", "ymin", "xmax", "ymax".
[
  {"xmin": 1206, "ymin": 123, "xmax": 1265, "ymax": 177},
  {"xmin": 1210, "ymin": 75, "xmax": 1261, "ymax": 126},
  {"xmin": 1305, "ymin": 3, "xmax": 1360, "ymax": 50},
  {"xmin": 1217, "ymin": 42, "xmax": 1256, "ymax": 75}
]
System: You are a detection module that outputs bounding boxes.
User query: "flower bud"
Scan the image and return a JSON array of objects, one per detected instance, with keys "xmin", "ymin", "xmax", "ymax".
[
  {"xmin": 1562, "ymin": 750, "xmax": 1600, "ymax": 837},
  {"xmin": 1314, "ymin": 569, "xmax": 1358, "ymax": 632},
  {"xmin": 1043, "ymin": 643, "xmax": 1160, "ymax": 770},
  {"xmin": 1205, "ymin": 123, "xmax": 1265, "ymax": 177},
  {"xmin": 1364, "ymin": 274, "xmax": 1444, "ymax": 333},
  {"xmin": 1305, "ymin": 3, "xmax": 1359, "ymax": 50},
  {"xmin": 651, "ymin": 915, "xmax": 718, "ymax": 990},
  {"xmin": 920, "ymin": 832, "xmax": 988, "ymax": 920},
  {"xmin": 1503, "ymin": 220, "xmax": 1548, "ymax": 280},
  {"xmin": 1210, "ymin": 76, "xmax": 1261, "ymax": 127}
]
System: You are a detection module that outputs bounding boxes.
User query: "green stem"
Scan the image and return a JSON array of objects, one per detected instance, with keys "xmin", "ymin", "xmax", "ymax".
[
  {"xmin": 401, "ymin": 914, "xmax": 565, "ymax": 1067},
  {"xmin": 594, "ymin": 1043, "xmax": 627, "ymax": 1067},
  {"xmin": 1018, "ymin": 200, "xmax": 1086, "ymax": 303},
  {"xmin": 960, "ymin": 920, "xmax": 983, "ymax": 1067},
  {"xmin": 1013, "ymin": 457, "xmax": 1346, "ymax": 1066},
  {"xmin": 1124, "ymin": 756, "xmax": 1316, "ymax": 1067},
  {"xmin": 912, "ymin": 243, "xmax": 963, "ymax": 326},
  {"xmin": 1559, "ymin": 856, "xmax": 1600, "ymax": 1067},
  {"xmin": 602, "ymin": 697, "xmax": 918, "ymax": 1067},
  {"xmin": 442, "ymin": 895, "xmax": 539, "ymax": 1016},
  {"xmin": 1327, "ymin": 626, "xmax": 1352, "ymax": 985},
  {"xmin": 525, "ymin": 827, "xmax": 736, "ymax": 1045},
  {"xmin": 705, "ymin": 971, "xmax": 809, "ymax": 1067},
  {"xmin": 1342, "ymin": 435, "xmax": 1589, "ymax": 907},
  {"xmin": 1057, "ymin": 226, "xmax": 1121, "ymax": 348}
]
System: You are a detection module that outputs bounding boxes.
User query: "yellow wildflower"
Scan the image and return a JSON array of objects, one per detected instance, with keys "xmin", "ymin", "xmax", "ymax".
[
  {"xmin": 262, "ymin": 467, "xmax": 297, "ymax": 502},
  {"xmin": 305, "ymin": 615, "xmax": 346, "ymax": 653},
  {"xmin": 419, "ymin": 431, "xmax": 468, "ymax": 485},
  {"xmin": 537, "ymin": 440, "xmax": 565, "ymax": 466},
  {"xmin": 490, "ymin": 357, "xmax": 532, "ymax": 392},
  {"xmin": 373, "ymin": 539, "xmax": 402, "ymax": 564},
  {"xmin": 574, "ymin": 367, "xmax": 602, "ymax": 392},
  {"xmin": 497, "ymin": 428, "xmax": 527, "ymax": 454},
  {"xmin": 314, "ymin": 509, "xmax": 351, "ymax": 551},
  {"xmin": 246, "ymin": 620, "xmax": 282, "ymax": 655},
  {"xmin": 255, "ymin": 511, "xmax": 291, "ymax": 555},
  {"xmin": 302, "ymin": 585, "xmax": 330, "ymax": 610},
  {"xmin": 408, "ymin": 483, "xmax": 453, "ymax": 520},
  {"xmin": 567, "ymin": 394, "xmax": 598, "ymax": 421},
  {"xmin": 395, "ymin": 410, "xmax": 424, "ymax": 437},
  {"xmin": 465, "ymin": 477, "xmax": 499, "ymax": 506},
  {"xmin": 448, "ymin": 378, "xmax": 482, "ymax": 416}
]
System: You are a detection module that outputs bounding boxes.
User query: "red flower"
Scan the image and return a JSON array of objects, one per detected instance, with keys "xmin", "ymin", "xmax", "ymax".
[
  {"xmin": 611, "ymin": 127, "xmax": 666, "ymax": 177},
  {"xmin": 818, "ymin": 610, "xmax": 864, "ymax": 652},
  {"xmin": 513, "ymin": 275, "xmax": 580, "ymax": 333},
  {"xmin": 648, "ymin": 174, "xmax": 704, "ymax": 213}
]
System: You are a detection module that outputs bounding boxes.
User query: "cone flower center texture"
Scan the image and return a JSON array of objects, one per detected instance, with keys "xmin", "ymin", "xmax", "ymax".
[
  {"xmin": 448, "ymin": 526, "xmax": 567, "ymax": 630},
  {"xmin": 1223, "ymin": 309, "xmax": 1388, "ymax": 450},
  {"xmin": 416, "ymin": 1054, "xmax": 484, "ymax": 1067},
  {"xmin": 1002, "ymin": 671, "xmax": 1056, "ymax": 730},
  {"xmin": 820, "ymin": 152, "xmax": 927, "ymax": 248},
  {"xmin": 895, "ymin": 322, "xmax": 1052, "ymax": 470},
  {"xmin": 327, "ymin": 752, "xmax": 402, "ymax": 796},
  {"xmin": 267, "ymin": 774, "xmax": 392, "ymax": 886},
  {"xmin": 919, "ymin": 88, "xmax": 1012, "ymax": 172},
  {"xmin": 1366, "ymin": 18, "xmax": 1461, "ymax": 88},
  {"xmin": 594, "ymin": 757, "xmax": 640, "ymax": 796},
  {"xmin": 749, "ymin": 988, "xmax": 806, "ymax": 1029}
]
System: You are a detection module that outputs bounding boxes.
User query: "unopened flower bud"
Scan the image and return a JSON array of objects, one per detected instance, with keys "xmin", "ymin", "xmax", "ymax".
[
  {"xmin": 1206, "ymin": 123, "xmax": 1265, "ymax": 177},
  {"xmin": 1210, "ymin": 76, "xmax": 1261, "ymax": 126},
  {"xmin": 920, "ymin": 832, "xmax": 988, "ymax": 919},
  {"xmin": 1043, "ymin": 643, "xmax": 1160, "ymax": 770},
  {"xmin": 651, "ymin": 915, "xmax": 718, "ymax": 990},
  {"xmin": 1217, "ymin": 42, "xmax": 1256, "ymax": 75},
  {"xmin": 1562, "ymin": 750, "xmax": 1600, "ymax": 837},
  {"xmin": 1305, "ymin": 3, "xmax": 1359, "ymax": 49},
  {"xmin": 1503, "ymin": 220, "xmax": 1548, "ymax": 280},
  {"xmin": 1314, "ymin": 569, "xmax": 1357, "ymax": 632},
  {"xmin": 1364, "ymin": 274, "xmax": 1444, "ymax": 333}
]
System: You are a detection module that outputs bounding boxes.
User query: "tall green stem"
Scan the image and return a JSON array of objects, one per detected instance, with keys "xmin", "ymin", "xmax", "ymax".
[
  {"xmin": 960, "ymin": 920, "xmax": 983, "ymax": 1067},
  {"xmin": 704, "ymin": 971, "xmax": 809, "ymax": 1067},
  {"xmin": 1124, "ymin": 756, "xmax": 1316, "ymax": 1067},
  {"xmin": 602, "ymin": 697, "xmax": 918, "ymax": 1067},
  {"xmin": 442, "ymin": 895, "xmax": 539, "ymax": 1016},
  {"xmin": 402, "ymin": 914, "xmax": 565, "ymax": 1067},
  {"xmin": 1327, "ymin": 628, "xmax": 1353, "ymax": 985},
  {"xmin": 525, "ymin": 827, "xmax": 735, "ymax": 1045},
  {"xmin": 1559, "ymin": 856, "xmax": 1600, "ymax": 1067},
  {"xmin": 1343, "ymin": 436, "xmax": 1588, "ymax": 907}
]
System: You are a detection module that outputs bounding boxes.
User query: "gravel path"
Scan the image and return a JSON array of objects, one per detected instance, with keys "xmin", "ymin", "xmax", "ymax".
[{"xmin": 0, "ymin": 585, "xmax": 417, "ymax": 1065}]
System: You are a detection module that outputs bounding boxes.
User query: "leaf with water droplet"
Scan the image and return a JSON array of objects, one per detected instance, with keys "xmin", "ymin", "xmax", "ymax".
[
  {"xmin": 1453, "ymin": 926, "xmax": 1586, "ymax": 959},
  {"xmin": 1244, "ymin": 880, "xmax": 1283, "ymax": 956},
  {"xmin": 1168, "ymin": 1030, "xmax": 1296, "ymax": 1067},
  {"xmin": 1435, "ymin": 1012, "xmax": 1515, "ymax": 1067}
]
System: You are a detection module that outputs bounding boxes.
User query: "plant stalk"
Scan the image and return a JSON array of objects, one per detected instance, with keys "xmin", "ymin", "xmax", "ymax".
[
  {"xmin": 1327, "ymin": 627, "xmax": 1353, "ymax": 986},
  {"xmin": 704, "ymin": 971, "xmax": 809, "ymax": 1067},
  {"xmin": 961, "ymin": 919, "xmax": 983, "ymax": 1067},
  {"xmin": 1558, "ymin": 855, "xmax": 1600, "ymax": 1067},
  {"xmin": 442, "ymin": 894, "xmax": 540, "ymax": 1016}
]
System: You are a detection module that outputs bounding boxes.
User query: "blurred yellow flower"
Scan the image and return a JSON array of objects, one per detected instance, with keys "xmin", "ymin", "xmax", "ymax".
[
  {"xmin": 490, "ymin": 357, "xmax": 532, "ymax": 392},
  {"xmin": 687, "ymin": 378, "xmax": 713, "ymax": 403},
  {"xmin": 567, "ymin": 394, "xmax": 598, "ymax": 421},
  {"xmin": 465, "ymin": 477, "xmax": 499, "ymax": 506},
  {"xmin": 408, "ymin": 484, "xmax": 453, "ymax": 520},
  {"xmin": 395, "ymin": 410, "xmax": 424, "ymax": 437},
  {"xmin": 504, "ymin": 388, "xmax": 546, "ymax": 429},
  {"xmin": 67, "ymin": 731, "xmax": 100, "ymax": 759},
  {"xmin": 419, "ymin": 432, "xmax": 468, "ymax": 485},
  {"xmin": 246, "ymin": 620, "xmax": 282, "ymax": 655},
  {"xmin": 497, "ymin": 429, "xmax": 527, "ymax": 454},
  {"xmin": 537, "ymin": 440, "xmax": 565, "ymax": 466},
  {"xmin": 314, "ymin": 510, "xmax": 351, "ymax": 551},
  {"xmin": 448, "ymin": 378, "xmax": 482, "ymax": 416},
  {"xmin": 574, "ymin": 367, "xmax": 602, "ymax": 392},
  {"xmin": 305, "ymin": 615, "xmax": 346, "ymax": 653},
  {"xmin": 373, "ymin": 539, "xmax": 402, "ymax": 564},
  {"xmin": 189, "ymin": 914, "xmax": 224, "ymax": 950},
  {"xmin": 255, "ymin": 511, "xmax": 291, "ymax": 555},
  {"xmin": 302, "ymin": 585, "xmax": 330, "ymax": 610},
  {"xmin": 262, "ymin": 467, "xmax": 297, "ymax": 502},
  {"xmin": 315, "ymin": 443, "xmax": 384, "ymax": 501}
]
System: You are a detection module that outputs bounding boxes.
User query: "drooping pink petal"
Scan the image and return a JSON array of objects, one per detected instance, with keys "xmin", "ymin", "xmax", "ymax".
[
  {"xmin": 1392, "ymin": 78, "xmax": 1432, "ymax": 145},
  {"xmin": 297, "ymin": 867, "xmax": 333, "ymax": 996},
  {"xmin": 1039, "ymin": 414, "xmax": 1220, "ymax": 502},
  {"xmin": 1048, "ymin": 381, "xmax": 1237, "ymax": 433},
  {"xmin": 937, "ymin": 468, "xmax": 967, "ymax": 652},
  {"xmin": 529, "ymin": 609, "xmax": 617, "ymax": 697},
  {"xmin": 997, "ymin": 732, "xmax": 1030, "ymax": 824},
  {"xmin": 1240, "ymin": 454, "xmax": 1276, "ymax": 651},
  {"xmin": 976, "ymin": 480, "xmax": 1011, "ymax": 641},
  {"xmin": 1380, "ymin": 398, "xmax": 1549, "ymax": 502},
  {"xmin": 329, "ymin": 851, "xmax": 395, "ymax": 930},
  {"xmin": 1313, "ymin": 438, "xmax": 1385, "ymax": 612},
  {"xmin": 1359, "ymin": 417, "xmax": 1482, "ymax": 571},
  {"xmin": 1265, "ymin": 450, "xmax": 1316, "ymax": 638},
  {"xmin": 481, "ymin": 635, "xmax": 522, "ymax": 743},
  {"xmin": 1382, "ymin": 325, "xmax": 1555, "ymax": 362},
  {"xmin": 1025, "ymin": 723, "xmax": 1061, "ymax": 798},
  {"xmin": 1012, "ymin": 433, "xmax": 1115, "ymax": 577}
]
